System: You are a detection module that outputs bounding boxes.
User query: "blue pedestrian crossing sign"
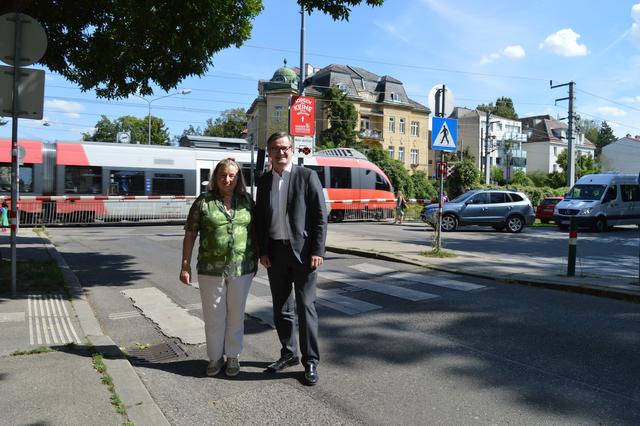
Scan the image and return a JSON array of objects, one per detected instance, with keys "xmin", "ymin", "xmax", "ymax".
[{"xmin": 431, "ymin": 117, "xmax": 458, "ymax": 151}]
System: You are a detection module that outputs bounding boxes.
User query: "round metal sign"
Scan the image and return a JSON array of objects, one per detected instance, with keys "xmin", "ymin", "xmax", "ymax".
[
  {"xmin": 0, "ymin": 13, "xmax": 47, "ymax": 66},
  {"xmin": 428, "ymin": 84, "xmax": 455, "ymax": 118}
]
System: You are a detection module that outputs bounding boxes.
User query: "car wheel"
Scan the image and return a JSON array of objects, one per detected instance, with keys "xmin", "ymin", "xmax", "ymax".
[
  {"xmin": 441, "ymin": 214, "xmax": 458, "ymax": 232},
  {"xmin": 595, "ymin": 217, "xmax": 607, "ymax": 232},
  {"xmin": 506, "ymin": 215, "xmax": 524, "ymax": 233}
]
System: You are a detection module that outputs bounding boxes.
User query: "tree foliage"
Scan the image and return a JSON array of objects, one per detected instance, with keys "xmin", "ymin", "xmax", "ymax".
[
  {"xmin": 555, "ymin": 149, "xmax": 601, "ymax": 180},
  {"xmin": 83, "ymin": 115, "xmax": 169, "ymax": 145},
  {"xmin": 319, "ymin": 87, "xmax": 360, "ymax": 150},
  {"xmin": 366, "ymin": 148, "xmax": 414, "ymax": 197},
  {"xmin": 1, "ymin": 0, "xmax": 383, "ymax": 98},
  {"xmin": 595, "ymin": 121, "xmax": 617, "ymax": 157},
  {"xmin": 410, "ymin": 170, "xmax": 437, "ymax": 201},
  {"xmin": 476, "ymin": 96, "xmax": 518, "ymax": 119},
  {"xmin": 447, "ymin": 159, "xmax": 480, "ymax": 198},
  {"xmin": 205, "ymin": 108, "xmax": 248, "ymax": 138}
]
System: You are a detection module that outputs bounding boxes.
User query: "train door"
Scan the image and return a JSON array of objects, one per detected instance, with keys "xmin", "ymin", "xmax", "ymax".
[{"xmin": 197, "ymin": 160, "xmax": 215, "ymax": 195}]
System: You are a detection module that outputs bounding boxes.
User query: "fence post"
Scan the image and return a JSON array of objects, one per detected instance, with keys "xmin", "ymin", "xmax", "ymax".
[{"xmin": 567, "ymin": 217, "xmax": 577, "ymax": 277}]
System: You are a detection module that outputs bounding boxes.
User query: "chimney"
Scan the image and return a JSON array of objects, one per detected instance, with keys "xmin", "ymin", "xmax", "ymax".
[{"xmin": 305, "ymin": 63, "xmax": 316, "ymax": 78}]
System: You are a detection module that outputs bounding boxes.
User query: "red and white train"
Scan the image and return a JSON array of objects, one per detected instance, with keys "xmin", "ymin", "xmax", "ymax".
[{"xmin": 0, "ymin": 139, "xmax": 395, "ymax": 224}]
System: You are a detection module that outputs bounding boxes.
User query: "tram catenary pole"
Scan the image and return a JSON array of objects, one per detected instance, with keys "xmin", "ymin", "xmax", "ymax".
[{"xmin": 10, "ymin": 12, "xmax": 23, "ymax": 297}]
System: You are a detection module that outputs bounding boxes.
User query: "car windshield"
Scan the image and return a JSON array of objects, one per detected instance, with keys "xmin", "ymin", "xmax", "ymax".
[
  {"xmin": 541, "ymin": 198, "xmax": 561, "ymax": 205},
  {"xmin": 565, "ymin": 184, "xmax": 606, "ymax": 201},
  {"xmin": 450, "ymin": 192, "xmax": 475, "ymax": 203}
]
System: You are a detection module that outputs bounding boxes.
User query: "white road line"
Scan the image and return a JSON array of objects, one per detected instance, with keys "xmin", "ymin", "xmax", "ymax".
[
  {"xmin": 349, "ymin": 262, "xmax": 485, "ymax": 292},
  {"xmin": 56, "ymin": 294, "xmax": 81, "ymax": 344},
  {"xmin": 245, "ymin": 294, "xmax": 275, "ymax": 327},
  {"xmin": 28, "ymin": 296, "xmax": 34, "ymax": 345},
  {"xmin": 31, "ymin": 295, "xmax": 42, "ymax": 345},
  {"xmin": 53, "ymin": 295, "xmax": 73, "ymax": 343},
  {"xmin": 108, "ymin": 311, "xmax": 141, "ymax": 320},
  {"xmin": 37, "ymin": 295, "xmax": 51, "ymax": 345},
  {"xmin": 320, "ymin": 271, "xmax": 439, "ymax": 302},
  {"xmin": 122, "ymin": 287, "xmax": 206, "ymax": 345},
  {"xmin": 47, "ymin": 295, "xmax": 64, "ymax": 344},
  {"xmin": 184, "ymin": 303, "xmax": 202, "ymax": 311},
  {"xmin": 389, "ymin": 272, "xmax": 485, "ymax": 291}
]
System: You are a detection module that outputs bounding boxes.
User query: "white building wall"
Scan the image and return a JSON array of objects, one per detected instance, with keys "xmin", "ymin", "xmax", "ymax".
[{"xmin": 601, "ymin": 139, "xmax": 640, "ymax": 173}]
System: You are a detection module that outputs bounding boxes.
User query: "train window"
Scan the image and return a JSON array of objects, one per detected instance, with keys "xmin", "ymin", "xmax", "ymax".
[
  {"xmin": 360, "ymin": 169, "xmax": 377, "ymax": 190},
  {"xmin": 375, "ymin": 173, "xmax": 390, "ymax": 191},
  {"xmin": 305, "ymin": 166, "xmax": 326, "ymax": 188},
  {"xmin": 0, "ymin": 164, "xmax": 34, "ymax": 193},
  {"xmin": 109, "ymin": 170, "xmax": 145, "ymax": 195},
  {"xmin": 329, "ymin": 167, "xmax": 351, "ymax": 188},
  {"xmin": 152, "ymin": 173, "xmax": 185, "ymax": 195},
  {"xmin": 241, "ymin": 164, "xmax": 252, "ymax": 187},
  {"xmin": 64, "ymin": 166, "xmax": 102, "ymax": 194}
]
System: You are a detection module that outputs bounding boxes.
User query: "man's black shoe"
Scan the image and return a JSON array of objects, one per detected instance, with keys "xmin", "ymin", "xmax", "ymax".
[
  {"xmin": 304, "ymin": 364, "xmax": 318, "ymax": 386},
  {"xmin": 265, "ymin": 355, "xmax": 299, "ymax": 372}
]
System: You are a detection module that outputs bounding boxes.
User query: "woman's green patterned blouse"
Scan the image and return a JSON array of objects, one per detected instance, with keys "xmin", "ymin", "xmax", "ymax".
[{"xmin": 184, "ymin": 191, "xmax": 257, "ymax": 278}]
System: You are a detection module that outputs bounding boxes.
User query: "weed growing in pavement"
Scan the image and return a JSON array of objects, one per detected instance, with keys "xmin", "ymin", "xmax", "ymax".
[
  {"xmin": 91, "ymin": 351, "xmax": 131, "ymax": 424},
  {"xmin": 32, "ymin": 224, "xmax": 50, "ymax": 237},
  {"xmin": 10, "ymin": 346, "xmax": 55, "ymax": 356},
  {"xmin": 420, "ymin": 248, "xmax": 455, "ymax": 258}
]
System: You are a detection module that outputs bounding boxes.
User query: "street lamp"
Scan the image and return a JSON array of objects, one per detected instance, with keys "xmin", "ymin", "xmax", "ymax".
[{"xmin": 133, "ymin": 89, "xmax": 191, "ymax": 144}]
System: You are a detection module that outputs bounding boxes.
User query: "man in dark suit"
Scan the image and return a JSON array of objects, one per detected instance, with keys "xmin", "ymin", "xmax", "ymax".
[{"xmin": 255, "ymin": 131, "xmax": 327, "ymax": 386}]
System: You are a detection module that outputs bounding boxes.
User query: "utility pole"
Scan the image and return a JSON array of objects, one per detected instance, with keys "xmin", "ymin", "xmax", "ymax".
[
  {"xmin": 298, "ymin": 5, "xmax": 306, "ymax": 96},
  {"xmin": 484, "ymin": 110, "xmax": 491, "ymax": 185},
  {"xmin": 551, "ymin": 80, "xmax": 576, "ymax": 187}
]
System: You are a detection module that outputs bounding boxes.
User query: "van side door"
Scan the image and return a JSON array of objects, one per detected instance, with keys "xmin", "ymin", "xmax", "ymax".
[
  {"xmin": 602, "ymin": 184, "xmax": 622, "ymax": 226},
  {"xmin": 620, "ymin": 184, "xmax": 640, "ymax": 225}
]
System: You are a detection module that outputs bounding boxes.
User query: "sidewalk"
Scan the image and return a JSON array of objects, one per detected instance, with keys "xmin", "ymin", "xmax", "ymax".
[
  {"xmin": 0, "ymin": 229, "xmax": 169, "ymax": 426},
  {"xmin": 325, "ymin": 224, "xmax": 640, "ymax": 304}
]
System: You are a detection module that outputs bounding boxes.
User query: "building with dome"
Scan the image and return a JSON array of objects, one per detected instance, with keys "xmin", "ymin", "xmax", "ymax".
[{"xmin": 247, "ymin": 61, "xmax": 431, "ymax": 173}]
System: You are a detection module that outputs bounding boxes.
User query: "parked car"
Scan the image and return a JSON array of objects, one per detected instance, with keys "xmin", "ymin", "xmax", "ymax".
[
  {"xmin": 536, "ymin": 196, "xmax": 563, "ymax": 223},
  {"xmin": 421, "ymin": 189, "xmax": 536, "ymax": 233}
]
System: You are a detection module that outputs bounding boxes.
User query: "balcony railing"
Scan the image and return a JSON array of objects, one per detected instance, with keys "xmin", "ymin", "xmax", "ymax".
[{"xmin": 358, "ymin": 128, "xmax": 383, "ymax": 140}]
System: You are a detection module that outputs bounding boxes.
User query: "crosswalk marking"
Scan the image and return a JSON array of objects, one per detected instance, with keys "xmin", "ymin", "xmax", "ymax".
[
  {"xmin": 320, "ymin": 271, "xmax": 439, "ymax": 301},
  {"xmin": 108, "ymin": 311, "xmax": 141, "ymax": 320},
  {"xmin": 349, "ymin": 263, "xmax": 485, "ymax": 291},
  {"xmin": 253, "ymin": 275, "xmax": 382, "ymax": 315}
]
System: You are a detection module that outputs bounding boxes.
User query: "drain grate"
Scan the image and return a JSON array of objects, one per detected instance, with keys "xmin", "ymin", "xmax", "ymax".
[{"xmin": 127, "ymin": 341, "xmax": 188, "ymax": 364}]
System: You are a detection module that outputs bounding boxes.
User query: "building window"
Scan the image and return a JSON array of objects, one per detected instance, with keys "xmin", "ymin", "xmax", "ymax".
[
  {"xmin": 274, "ymin": 105, "xmax": 283, "ymax": 122},
  {"xmin": 388, "ymin": 117, "xmax": 395, "ymax": 133},
  {"xmin": 553, "ymin": 146, "xmax": 557, "ymax": 156},
  {"xmin": 411, "ymin": 149, "xmax": 419, "ymax": 165},
  {"xmin": 388, "ymin": 145, "xmax": 394, "ymax": 158},
  {"xmin": 399, "ymin": 118, "xmax": 405, "ymax": 134},
  {"xmin": 411, "ymin": 121, "xmax": 419, "ymax": 137},
  {"xmin": 398, "ymin": 146, "xmax": 405, "ymax": 162},
  {"xmin": 390, "ymin": 92, "xmax": 399, "ymax": 102},
  {"xmin": 360, "ymin": 117, "xmax": 370, "ymax": 130}
]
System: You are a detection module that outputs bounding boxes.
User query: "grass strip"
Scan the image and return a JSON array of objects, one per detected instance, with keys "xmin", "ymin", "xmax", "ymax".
[
  {"xmin": 0, "ymin": 258, "xmax": 65, "ymax": 293},
  {"xmin": 10, "ymin": 346, "xmax": 56, "ymax": 356},
  {"xmin": 90, "ymin": 350, "xmax": 133, "ymax": 426},
  {"xmin": 420, "ymin": 248, "xmax": 456, "ymax": 258}
]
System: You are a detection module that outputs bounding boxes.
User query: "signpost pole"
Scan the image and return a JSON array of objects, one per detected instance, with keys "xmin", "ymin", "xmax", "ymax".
[
  {"xmin": 10, "ymin": 12, "xmax": 22, "ymax": 297},
  {"xmin": 436, "ymin": 84, "xmax": 445, "ymax": 251}
]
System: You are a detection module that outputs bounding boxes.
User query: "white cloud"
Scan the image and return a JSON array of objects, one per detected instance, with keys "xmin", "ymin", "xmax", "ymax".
[
  {"xmin": 539, "ymin": 28, "xmax": 589, "ymax": 57},
  {"xmin": 596, "ymin": 106, "xmax": 626, "ymax": 117},
  {"xmin": 619, "ymin": 95, "xmax": 640, "ymax": 103},
  {"xmin": 480, "ymin": 45, "xmax": 525, "ymax": 64},
  {"xmin": 630, "ymin": 3, "xmax": 640, "ymax": 46},
  {"xmin": 373, "ymin": 21, "xmax": 410, "ymax": 42},
  {"xmin": 44, "ymin": 99, "xmax": 84, "ymax": 119}
]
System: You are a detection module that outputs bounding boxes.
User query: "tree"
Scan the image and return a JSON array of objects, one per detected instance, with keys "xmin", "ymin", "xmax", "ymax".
[
  {"xmin": 1, "ymin": 0, "xmax": 383, "ymax": 99},
  {"xmin": 83, "ymin": 115, "xmax": 169, "ymax": 145},
  {"xmin": 509, "ymin": 169, "xmax": 533, "ymax": 186},
  {"xmin": 477, "ymin": 96, "xmax": 518, "ymax": 119},
  {"xmin": 410, "ymin": 170, "xmax": 437, "ymax": 201},
  {"xmin": 366, "ymin": 148, "xmax": 414, "ymax": 197},
  {"xmin": 595, "ymin": 121, "xmax": 617, "ymax": 157},
  {"xmin": 577, "ymin": 118, "xmax": 600, "ymax": 148},
  {"xmin": 203, "ymin": 108, "xmax": 248, "ymax": 138},
  {"xmin": 447, "ymin": 159, "xmax": 480, "ymax": 198},
  {"xmin": 555, "ymin": 149, "xmax": 601, "ymax": 180},
  {"xmin": 318, "ymin": 87, "xmax": 360, "ymax": 150}
]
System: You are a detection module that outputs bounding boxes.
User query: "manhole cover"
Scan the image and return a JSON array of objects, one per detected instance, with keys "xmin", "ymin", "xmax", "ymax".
[{"xmin": 127, "ymin": 342, "xmax": 188, "ymax": 364}]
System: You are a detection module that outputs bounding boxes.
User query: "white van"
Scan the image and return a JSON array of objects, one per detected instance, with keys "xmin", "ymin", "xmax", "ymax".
[{"xmin": 554, "ymin": 173, "xmax": 640, "ymax": 231}]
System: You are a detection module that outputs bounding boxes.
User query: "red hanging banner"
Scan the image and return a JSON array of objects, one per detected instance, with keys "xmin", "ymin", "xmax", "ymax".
[{"xmin": 289, "ymin": 96, "xmax": 315, "ymax": 137}]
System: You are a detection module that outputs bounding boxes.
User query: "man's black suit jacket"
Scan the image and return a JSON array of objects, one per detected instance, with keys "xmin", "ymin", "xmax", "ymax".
[{"xmin": 255, "ymin": 165, "xmax": 327, "ymax": 264}]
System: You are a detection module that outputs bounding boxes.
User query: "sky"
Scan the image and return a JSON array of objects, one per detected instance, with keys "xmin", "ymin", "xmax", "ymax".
[{"xmin": 2, "ymin": 0, "xmax": 640, "ymax": 143}]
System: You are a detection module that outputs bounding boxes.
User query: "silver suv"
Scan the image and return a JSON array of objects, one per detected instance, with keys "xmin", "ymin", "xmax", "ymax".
[{"xmin": 421, "ymin": 189, "xmax": 536, "ymax": 233}]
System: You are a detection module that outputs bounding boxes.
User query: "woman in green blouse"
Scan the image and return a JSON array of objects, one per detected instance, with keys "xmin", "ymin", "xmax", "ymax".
[{"xmin": 180, "ymin": 158, "xmax": 257, "ymax": 377}]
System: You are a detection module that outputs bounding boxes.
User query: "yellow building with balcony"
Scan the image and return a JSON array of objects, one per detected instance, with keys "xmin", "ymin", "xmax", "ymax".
[{"xmin": 247, "ymin": 63, "xmax": 431, "ymax": 173}]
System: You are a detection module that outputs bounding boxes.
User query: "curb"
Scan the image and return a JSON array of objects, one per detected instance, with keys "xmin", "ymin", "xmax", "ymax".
[
  {"xmin": 40, "ymin": 233, "xmax": 170, "ymax": 426},
  {"xmin": 325, "ymin": 245, "xmax": 640, "ymax": 304}
]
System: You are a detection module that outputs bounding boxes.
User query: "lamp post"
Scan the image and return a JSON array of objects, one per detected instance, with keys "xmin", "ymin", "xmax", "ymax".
[{"xmin": 133, "ymin": 89, "xmax": 191, "ymax": 144}]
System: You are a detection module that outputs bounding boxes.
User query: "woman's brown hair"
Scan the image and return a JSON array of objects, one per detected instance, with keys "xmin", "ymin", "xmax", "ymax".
[{"xmin": 207, "ymin": 158, "xmax": 246, "ymax": 196}]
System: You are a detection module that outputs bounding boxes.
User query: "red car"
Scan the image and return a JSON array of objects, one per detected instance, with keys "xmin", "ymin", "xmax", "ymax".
[{"xmin": 536, "ymin": 196, "xmax": 563, "ymax": 223}]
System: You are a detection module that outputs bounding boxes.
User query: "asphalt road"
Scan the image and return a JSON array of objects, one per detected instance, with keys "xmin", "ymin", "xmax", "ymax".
[
  {"xmin": 47, "ymin": 224, "xmax": 640, "ymax": 425},
  {"xmin": 339, "ymin": 221, "xmax": 640, "ymax": 278}
]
